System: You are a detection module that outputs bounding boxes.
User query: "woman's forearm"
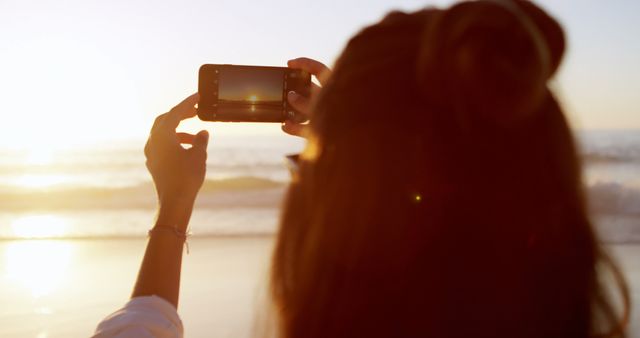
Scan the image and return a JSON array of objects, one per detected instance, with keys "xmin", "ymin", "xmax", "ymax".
[
  {"xmin": 129, "ymin": 93, "xmax": 206, "ymax": 309},
  {"xmin": 131, "ymin": 203, "xmax": 194, "ymax": 308}
]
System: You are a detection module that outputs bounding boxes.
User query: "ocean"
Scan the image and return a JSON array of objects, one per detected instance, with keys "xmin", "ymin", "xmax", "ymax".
[{"xmin": 0, "ymin": 130, "xmax": 638, "ymax": 241}]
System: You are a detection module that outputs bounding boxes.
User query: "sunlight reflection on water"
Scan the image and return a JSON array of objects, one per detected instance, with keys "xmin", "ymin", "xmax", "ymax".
[
  {"xmin": 14, "ymin": 174, "xmax": 69, "ymax": 189},
  {"xmin": 4, "ymin": 240, "xmax": 74, "ymax": 298},
  {"xmin": 11, "ymin": 215, "xmax": 69, "ymax": 239}
]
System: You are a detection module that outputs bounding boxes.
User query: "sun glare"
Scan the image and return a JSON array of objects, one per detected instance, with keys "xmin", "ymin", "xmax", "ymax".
[
  {"xmin": 248, "ymin": 94, "xmax": 258, "ymax": 102},
  {"xmin": 5, "ymin": 241, "xmax": 74, "ymax": 298},
  {"xmin": 11, "ymin": 215, "xmax": 69, "ymax": 239},
  {"xmin": 25, "ymin": 148, "xmax": 54, "ymax": 165}
]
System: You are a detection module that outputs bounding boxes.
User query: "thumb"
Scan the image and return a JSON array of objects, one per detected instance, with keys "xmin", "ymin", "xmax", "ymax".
[{"xmin": 192, "ymin": 130, "xmax": 209, "ymax": 151}]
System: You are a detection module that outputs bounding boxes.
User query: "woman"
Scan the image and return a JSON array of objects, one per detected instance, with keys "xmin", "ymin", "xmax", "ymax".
[{"xmin": 94, "ymin": 1, "xmax": 629, "ymax": 337}]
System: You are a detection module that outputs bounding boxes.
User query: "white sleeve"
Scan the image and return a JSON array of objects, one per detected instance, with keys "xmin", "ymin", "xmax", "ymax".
[{"xmin": 92, "ymin": 295, "xmax": 184, "ymax": 338}]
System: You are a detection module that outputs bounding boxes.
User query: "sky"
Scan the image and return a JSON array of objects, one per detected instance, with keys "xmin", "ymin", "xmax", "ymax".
[{"xmin": 0, "ymin": 0, "xmax": 638, "ymax": 151}]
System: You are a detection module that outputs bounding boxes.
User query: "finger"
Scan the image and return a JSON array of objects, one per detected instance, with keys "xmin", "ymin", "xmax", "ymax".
[
  {"xmin": 281, "ymin": 121, "xmax": 307, "ymax": 138},
  {"xmin": 287, "ymin": 58, "xmax": 331, "ymax": 85},
  {"xmin": 288, "ymin": 82, "xmax": 321, "ymax": 113},
  {"xmin": 151, "ymin": 113, "xmax": 168, "ymax": 134},
  {"xmin": 161, "ymin": 93, "xmax": 199, "ymax": 131},
  {"xmin": 177, "ymin": 132, "xmax": 196, "ymax": 144},
  {"xmin": 287, "ymin": 91, "xmax": 311, "ymax": 117},
  {"xmin": 191, "ymin": 130, "xmax": 209, "ymax": 152},
  {"xmin": 310, "ymin": 83, "xmax": 322, "ymax": 96},
  {"xmin": 287, "ymin": 57, "xmax": 329, "ymax": 75}
]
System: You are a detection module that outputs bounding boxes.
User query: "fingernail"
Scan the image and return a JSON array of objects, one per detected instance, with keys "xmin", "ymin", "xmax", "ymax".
[{"xmin": 288, "ymin": 91, "xmax": 299, "ymax": 102}]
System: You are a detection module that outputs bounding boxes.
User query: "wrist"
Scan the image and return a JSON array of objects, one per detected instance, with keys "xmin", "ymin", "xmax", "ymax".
[{"xmin": 156, "ymin": 197, "xmax": 195, "ymax": 231}]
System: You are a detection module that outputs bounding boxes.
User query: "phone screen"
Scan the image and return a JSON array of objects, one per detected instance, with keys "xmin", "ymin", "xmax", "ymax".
[
  {"xmin": 218, "ymin": 67, "xmax": 284, "ymax": 106},
  {"xmin": 198, "ymin": 64, "xmax": 310, "ymax": 122}
]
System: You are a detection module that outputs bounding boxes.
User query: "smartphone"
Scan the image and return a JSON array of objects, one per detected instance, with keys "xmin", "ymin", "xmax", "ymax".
[{"xmin": 198, "ymin": 64, "xmax": 311, "ymax": 123}]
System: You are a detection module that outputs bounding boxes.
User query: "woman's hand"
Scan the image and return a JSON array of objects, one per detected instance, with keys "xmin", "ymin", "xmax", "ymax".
[
  {"xmin": 282, "ymin": 57, "xmax": 331, "ymax": 137},
  {"xmin": 144, "ymin": 93, "xmax": 209, "ymax": 230}
]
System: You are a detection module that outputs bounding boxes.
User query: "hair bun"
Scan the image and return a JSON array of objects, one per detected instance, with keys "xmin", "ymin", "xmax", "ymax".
[
  {"xmin": 514, "ymin": 0, "xmax": 565, "ymax": 75},
  {"xmin": 418, "ymin": 0, "xmax": 565, "ymax": 126}
]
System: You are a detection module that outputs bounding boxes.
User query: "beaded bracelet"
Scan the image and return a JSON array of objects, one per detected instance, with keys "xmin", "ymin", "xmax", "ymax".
[{"xmin": 148, "ymin": 225, "xmax": 191, "ymax": 254}]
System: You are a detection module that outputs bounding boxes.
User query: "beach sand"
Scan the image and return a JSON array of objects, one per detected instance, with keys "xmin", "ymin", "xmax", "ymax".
[{"xmin": 0, "ymin": 238, "xmax": 637, "ymax": 337}]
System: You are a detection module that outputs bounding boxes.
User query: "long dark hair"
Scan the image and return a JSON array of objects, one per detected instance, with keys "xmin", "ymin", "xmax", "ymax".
[{"xmin": 271, "ymin": 1, "xmax": 629, "ymax": 337}]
